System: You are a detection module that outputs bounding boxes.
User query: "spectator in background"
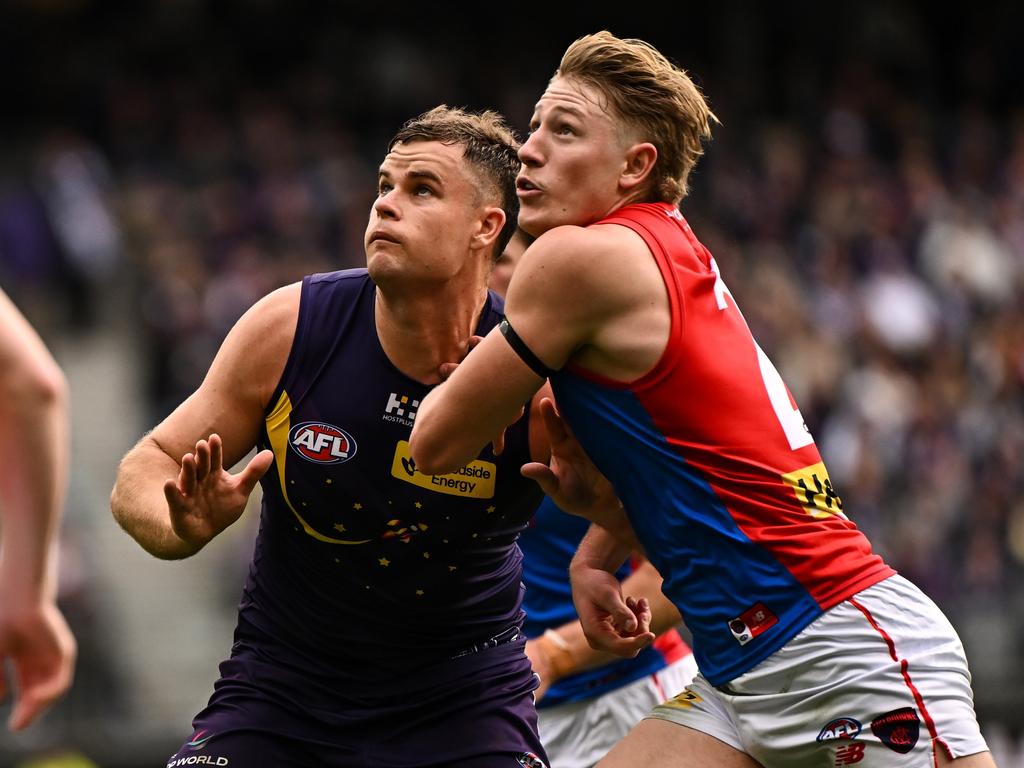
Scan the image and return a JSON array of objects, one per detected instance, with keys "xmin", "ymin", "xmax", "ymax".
[{"xmin": 0, "ymin": 287, "xmax": 76, "ymax": 732}]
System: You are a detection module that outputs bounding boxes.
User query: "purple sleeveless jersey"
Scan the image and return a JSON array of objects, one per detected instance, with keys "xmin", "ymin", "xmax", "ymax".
[{"xmin": 170, "ymin": 270, "xmax": 548, "ymax": 767}]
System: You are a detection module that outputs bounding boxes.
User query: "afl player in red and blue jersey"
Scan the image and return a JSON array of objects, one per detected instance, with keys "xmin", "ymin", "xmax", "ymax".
[
  {"xmin": 494, "ymin": 231, "xmax": 697, "ymax": 768},
  {"xmin": 413, "ymin": 33, "xmax": 994, "ymax": 768},
  {"xmin": 112, "ymin": 107, "xmax": 552, "ymax": 768}
]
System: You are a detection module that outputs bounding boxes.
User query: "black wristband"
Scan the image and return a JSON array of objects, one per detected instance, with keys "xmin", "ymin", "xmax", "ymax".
[{"xmin": 499, "ymin": 317, "xmax": 557, "ymax": 379}]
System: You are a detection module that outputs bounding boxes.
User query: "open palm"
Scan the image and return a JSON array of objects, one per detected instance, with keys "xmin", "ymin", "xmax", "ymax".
[{"xmin": 164, "ymin": 434, "xmax": 274, "ymax": 551}]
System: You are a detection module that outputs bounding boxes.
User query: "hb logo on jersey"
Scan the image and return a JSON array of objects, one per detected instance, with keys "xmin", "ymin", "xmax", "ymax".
[{"xmin": 383, "ymin": 392, "xmax": 419, "ymax": 427}]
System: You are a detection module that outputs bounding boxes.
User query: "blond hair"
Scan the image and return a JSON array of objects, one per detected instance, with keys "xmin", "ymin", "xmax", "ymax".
[
  {"xmin": 389, "ymin": 105, "xmax": 521, "ymax": 256},
  {"xmin": 558, "ymin": 31, "xmax": 718, "ymax": 203}
]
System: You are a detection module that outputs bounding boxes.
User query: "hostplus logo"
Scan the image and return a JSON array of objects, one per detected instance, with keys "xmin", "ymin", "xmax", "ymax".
[{"xmin": 383, "ymin": 392, "xmax": 419, "ymax": 427}]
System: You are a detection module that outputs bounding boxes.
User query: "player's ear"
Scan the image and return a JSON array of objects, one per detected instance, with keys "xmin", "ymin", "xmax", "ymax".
[
  {"xmin": 620, "ymin": 142, "xmax": 657, "ymax": 192},
  {"xmin": 471, "ymin": 206, "xmax": 506, "ymax": 251}
]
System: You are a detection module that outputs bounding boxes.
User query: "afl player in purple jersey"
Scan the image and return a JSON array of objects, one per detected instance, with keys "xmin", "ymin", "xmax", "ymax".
[{"xmin": 111, "ymin": 107, "xmax": 553, "ymax": 768}]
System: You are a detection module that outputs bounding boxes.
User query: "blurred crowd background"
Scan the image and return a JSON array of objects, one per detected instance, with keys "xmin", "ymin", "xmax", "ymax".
[{"xmin": 0, "ymin": 1, "xmax": 1022, "ymax": 765}]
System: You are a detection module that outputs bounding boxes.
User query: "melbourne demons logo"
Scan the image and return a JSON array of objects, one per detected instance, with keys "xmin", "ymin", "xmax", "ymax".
[{"xmin": 288, "ymin": 421, "xmax": 358, "ymax": 464}]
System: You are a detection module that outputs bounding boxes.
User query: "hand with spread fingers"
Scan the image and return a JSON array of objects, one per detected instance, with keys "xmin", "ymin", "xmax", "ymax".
[{"xmin": 164, "ymin": 434, "xmax": 274, "ymax": 553}]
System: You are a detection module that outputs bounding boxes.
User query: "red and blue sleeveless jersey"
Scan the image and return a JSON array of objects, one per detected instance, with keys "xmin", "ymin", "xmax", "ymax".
[
  {"xmin": 548, "ymin": 203, "xmax": 894, "ymax": 686},
  {"xmin": 521, "ymin": 496, "xmax": 691, "ymax": 706},
  {"xmin": 241, "ymin": 269, "xmax": 543, "ymax": 697}
]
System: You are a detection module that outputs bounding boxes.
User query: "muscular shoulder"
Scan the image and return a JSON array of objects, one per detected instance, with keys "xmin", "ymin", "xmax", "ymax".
[
  {"xmin": 207, "ymin": 281, "xmax": 302, "ymax": 409},
  {"xmin": 521, "ymin": 223, "xmax": 647, "ymax": 269},
  {"xmin": 509, "ymin": 222, "xmax": 660, "ymax": 326},
  {"xmin": 506, "ymin": 221, "xmax": 670, "ymax": 379}
]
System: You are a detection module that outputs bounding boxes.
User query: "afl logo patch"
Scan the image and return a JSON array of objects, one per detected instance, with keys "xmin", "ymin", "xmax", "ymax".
[
  {"xmin": 817, "ymin": 716, "xmax": 862, "ymax": 742},
  {"xmin": 288, "ymin": 422, "xmax": 358, "ymax": 464}
]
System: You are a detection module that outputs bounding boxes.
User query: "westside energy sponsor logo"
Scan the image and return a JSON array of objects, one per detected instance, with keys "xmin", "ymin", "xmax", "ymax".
[
  {"xmin": 391, "ymin": 440, "xmax": 496, "ymax": 498},
  {"xmin": 289, "ymin": 421, "xmax": 357, "ymax": 464}
]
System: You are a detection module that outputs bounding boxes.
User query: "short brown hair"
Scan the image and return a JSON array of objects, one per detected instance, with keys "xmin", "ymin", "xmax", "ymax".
[
  {"xmin": 389, "ymin": 105, "xmax": 521, "ymax": 257},
  {"xmin": 558, "ymin": 31, "xmax": 718, "ymax": 204}
]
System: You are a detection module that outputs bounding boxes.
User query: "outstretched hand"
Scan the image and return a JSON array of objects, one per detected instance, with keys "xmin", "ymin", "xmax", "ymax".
[
  {"xmin": 571, "ymin": 563, "xmax": 655, "ymax": 658},
  {"xmin": 164, "ymin": 433, "xmax": 274, "ymax": 552}
]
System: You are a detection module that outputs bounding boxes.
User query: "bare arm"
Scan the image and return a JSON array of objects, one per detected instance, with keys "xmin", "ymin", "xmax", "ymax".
[
  {"xmin": 565, "ymin": 522, "xmax": 667, "ymax": 657},
  {"xmin": 110, "ymin": 283, "xmax": 300, "ymax": 559},
  {"xmin": 412, "ymin": 226, "xmax": 601, "ymax": 473},
  {"xmin": 0, "ymin": 289, "xmax": 69, "ymax": 605},
  {"xmin": 0, "ymin": 288, "xmax": 75, "ymax": 731},
  {"xmin": 411, "ymin": 223, "xmax": 663, "ymax": 475},
  {"xmin": 527, "ymin": 557, "xmax": 681, "ymax": 700}
]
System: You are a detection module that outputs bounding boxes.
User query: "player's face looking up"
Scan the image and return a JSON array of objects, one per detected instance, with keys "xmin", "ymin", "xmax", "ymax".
[
  {"xmin": 366, "ymin": 139, "xmax": 501, "ymax": 287},
  {"xmin": 517, "ymin": 75, "xmax": 638, "ymax": 238}
]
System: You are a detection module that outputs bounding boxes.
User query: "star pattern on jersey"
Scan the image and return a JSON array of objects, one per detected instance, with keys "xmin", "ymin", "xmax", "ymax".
[{"xmin": 278, "ymin": 445, "xmax": 536, "ymax": 609}]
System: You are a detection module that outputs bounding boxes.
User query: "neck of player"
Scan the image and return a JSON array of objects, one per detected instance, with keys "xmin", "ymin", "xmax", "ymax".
[{"xmin": 374, "ymin": 280, "xmax": 490, "ymax": 385}]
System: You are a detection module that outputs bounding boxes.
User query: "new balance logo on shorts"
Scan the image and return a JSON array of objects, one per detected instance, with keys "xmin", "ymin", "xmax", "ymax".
[{"xmin": 834, "ymin": 742, "xmax": 865, "ymax": 765}]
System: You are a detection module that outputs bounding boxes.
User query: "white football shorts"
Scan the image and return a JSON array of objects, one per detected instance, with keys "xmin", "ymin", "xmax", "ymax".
[
  {"xmin": 647, "ymin": 575, "xmax": 989, "ymax": 767},
  {"xmin": 540, "ymin": 653, "xmax": 699, "ymax": 768}
]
